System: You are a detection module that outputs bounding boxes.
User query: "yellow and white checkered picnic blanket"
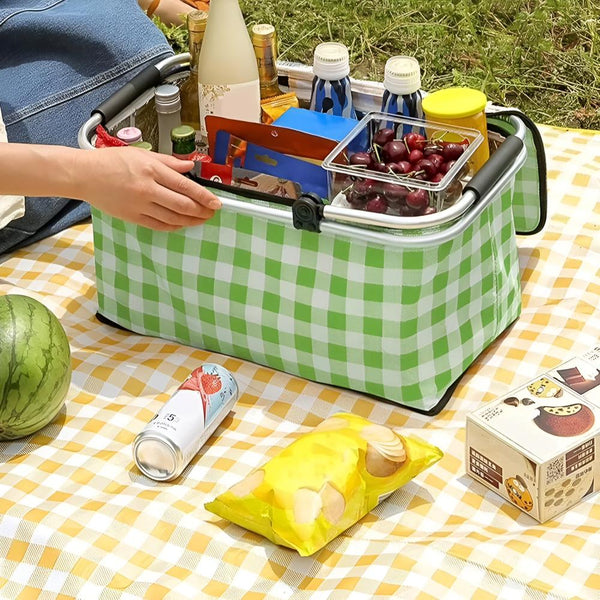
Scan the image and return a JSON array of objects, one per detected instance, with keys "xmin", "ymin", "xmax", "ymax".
[{"xmin": 1, "ymin": 124, "xmax": 599, "ymax": 600}]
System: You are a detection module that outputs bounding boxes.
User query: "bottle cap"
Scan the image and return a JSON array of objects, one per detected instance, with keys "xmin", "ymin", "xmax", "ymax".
[
  {"xmin": 171, "ymin": 125, "xmax": 196, "ymax": 155},
  {"xmin": 187, "ymin": 9, "xmax": 208, "ymax": 33},
  {"xmin": 312, "ymin": 42, "xmax": 351, "ymax": 81},
  {"xmin": 383, "ymin": 56, "xmax": 421, "ymax": 95},
  {"xmin": 170, "ymin": 124, "xmax": 196, "ymax": 142},
  {"xmin": 422, "ymin": 87, "xmax": 487, "ymax": 119},
  {"xmin": 116, "ymin": 126, "xmax": 143, "ymax": 144},
  {"xmin": 131, "ymin": 141, "xmax": 153, "ymax": 151},
  {"xmin": 252, "ymin": 23, "xmax": 276, "ymax": 47},
  {"xmin": 154, "ymin": 84, "xmax": 181, "ymax": 113}
]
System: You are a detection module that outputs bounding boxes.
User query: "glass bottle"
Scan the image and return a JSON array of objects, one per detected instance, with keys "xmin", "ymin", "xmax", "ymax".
[
  {"xmin": 180, "ymin": 10, "xmax": 208, "ymax": 133},
  {"xmin": 196, "ymin": 0, "xmax": 261, "ymax": 143},
  {"xmin": 155, "ymin": 84, "xmax": 182, "ymax": 155},
  {"xmin": 251, "ymin": 23, "xmax": 282, "ymax": 100},
  {"xmin": 309, "ymin": 42, "xmax": 357, "ymax": 119}
]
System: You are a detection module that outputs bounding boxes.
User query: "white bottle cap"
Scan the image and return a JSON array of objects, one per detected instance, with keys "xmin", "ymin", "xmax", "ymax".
[
  {"xmin": 154, "ymin": 84, "xmax": 181, "ymax": 113},
  {"xmin": 383, "ymin": 56, "xmax": 421, "ymax": 95},
  {"xmin": 312, "ymin": 42, "xmax": 351, "ymax": 81}
]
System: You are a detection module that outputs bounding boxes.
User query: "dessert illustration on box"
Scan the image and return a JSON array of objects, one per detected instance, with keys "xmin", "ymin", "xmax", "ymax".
[
  {"xmin": 533, "ymin": 403, "xmax": 595, "ymax": 437},
  {"xmin": 555, "ymin": 364, "xmax": 600, "ymax": 396},
  {"xmin": 527, "ymin": 377, "xmax": 563, "ymax": 398},
  {"xmin": 505, "ymin": 475, "xmax": 534, "ymax": 512}
]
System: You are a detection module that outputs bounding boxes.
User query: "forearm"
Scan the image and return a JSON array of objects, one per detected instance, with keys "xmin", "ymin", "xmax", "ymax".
[{"xmin": 0, "ymin": 143, "xmax": 87, "ymax": 200}]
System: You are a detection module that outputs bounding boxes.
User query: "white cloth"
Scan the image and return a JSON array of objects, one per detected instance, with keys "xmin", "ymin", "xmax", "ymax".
[{"xmin": 0, "ymin": 106, "xmax": 25, "ymax": 230}]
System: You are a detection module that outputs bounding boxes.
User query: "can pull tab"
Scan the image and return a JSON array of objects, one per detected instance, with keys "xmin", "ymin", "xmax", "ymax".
[{"xmin": 292, "ymin": 193, "xmax": 325, "ymax": 232}]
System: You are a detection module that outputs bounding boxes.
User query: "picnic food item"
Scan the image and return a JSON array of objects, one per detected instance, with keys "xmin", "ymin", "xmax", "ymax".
[
  {"xmin": 197, "ymin": 0, "xmax": 261, "ymax": 141},
  {"xmin": 422, "ymin": 87, "xmax": 490, "ymax": 170},
  {"xmin": 252, "ymin": 24, "xmax": 282, "ymax": 100},
  {"xmin": 133, "ymin": 364, "xmax": 238, "ymax": 481},
  {"xmin": 0, "ymin": 294, "xmax": 71, "ymax": 440},
  {"xmin": 309, "ymin": 42, "xmax": 357, "ymax": 119},
  {"xmin": 380, "ymin": 56, "xmax": 424, "ymax": 124},
  {"xmin": 205, "ymin": 412, "xmax": 443, "ymax": 556}
]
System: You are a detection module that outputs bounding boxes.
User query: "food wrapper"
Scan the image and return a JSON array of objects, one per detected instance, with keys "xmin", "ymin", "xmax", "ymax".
[{"xmin": 205, "ymin": 412, "xmax": 443, "ymax": 556}]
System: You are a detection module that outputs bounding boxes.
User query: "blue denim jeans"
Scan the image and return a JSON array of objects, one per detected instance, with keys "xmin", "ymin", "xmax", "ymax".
[{"xmin": 0, "ymin": 0, "xmax": 173, "ymax": 255}]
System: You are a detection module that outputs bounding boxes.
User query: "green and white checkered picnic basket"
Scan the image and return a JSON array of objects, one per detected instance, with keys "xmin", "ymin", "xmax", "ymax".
[{"xmin": 82, "ymin": 57, "xmax": 546, "ymax": 414}]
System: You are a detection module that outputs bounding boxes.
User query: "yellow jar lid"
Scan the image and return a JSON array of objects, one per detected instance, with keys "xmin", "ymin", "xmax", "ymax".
[{"xmin": 422, "ymin": 87, "xmax": 487, "ymax": 119}]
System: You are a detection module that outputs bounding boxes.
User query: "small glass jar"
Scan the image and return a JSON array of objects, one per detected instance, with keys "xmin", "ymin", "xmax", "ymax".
[{"xmin": 422, "ymin": 87, "xmax": 490, "ymax": 171}]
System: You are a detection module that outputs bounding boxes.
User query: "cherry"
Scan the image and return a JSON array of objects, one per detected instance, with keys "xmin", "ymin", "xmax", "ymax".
[
  {"xmin": 404, "ymin": 132, "xmax": 427, "ymax": 151},
  {"xmin": 365, "ymin": 194, "xmax": 388, "ymax": 213},
  {"xmin": 382, "ymin": 182, "xmax": 409, "ymax": 203},
  {"xmin": 414, "ymin": 158, "xmax": 437, "ymax": 179},
  {"xmin": 352, "ymin": 178, "xmax": 376, "ymax": 196},
  {"xmin": 349, "ymin": 151, "xmax": 373, "ymax": 168},
  {"xmin": 408, "ymin": 149, "xmax": 423, "ymax": 164},
  {"xmin": 347, "ymin": 189, "xmax": 367, "ymax": 207},
  {"xmin": 395, "ymin": 160, "xmax": 412, "ymax": 174},
  {"xmin": 382, "ymin": 140, "xmax": 408, "ymax": 163},
  {"xmin": 439, "ymin": 160, "xmax": 455, "ymax": 175},
  {"xmin": 373, "ymin": 161, "xmax": 388, "ymax": 173},
  {"xmin": 428, "ymin": 153, "xmax": 445, "ymax": 170},
  {"xmin": 442, "ymin": 143, "xmax": 466, "ymax": 161},
  {"xmin": 406, "ymin": 189, "xmax": 429, "ymax": 211},
  {"xmin": 430, "ymin": 173, "xmax": 444, "ymax": 183},
  {"xmin": 373, "ymin": 128, "xmax": 395, "ymax": 146}
]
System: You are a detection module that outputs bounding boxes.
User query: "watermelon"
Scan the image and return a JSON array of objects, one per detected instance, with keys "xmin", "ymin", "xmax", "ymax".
[{"xmin": 0, "ymin": 294, "xmax": 72, "ymax": 440}]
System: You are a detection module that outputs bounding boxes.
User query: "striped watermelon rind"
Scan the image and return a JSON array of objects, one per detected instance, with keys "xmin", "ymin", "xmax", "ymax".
[{"xmin": 0, "ymin": 294, "xmax": 71, "ymax": 440}]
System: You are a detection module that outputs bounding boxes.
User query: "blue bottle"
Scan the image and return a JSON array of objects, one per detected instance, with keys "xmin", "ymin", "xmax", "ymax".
[
  {"xmin": 309, "ymin": 42, "xmax": 357, "ymax": 119},
  {"xmin": 380, "ymin": 56, "xmax": 424, "ymax": 135}
]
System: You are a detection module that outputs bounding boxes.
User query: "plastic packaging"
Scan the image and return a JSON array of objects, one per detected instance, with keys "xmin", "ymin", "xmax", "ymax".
[
  {"xmin": 196, "ymin": 0, "xmax": 261, "ymax": 142},
  {"xmin": 422, "ymin": 87, "xmax": 490, "ymax": 171},
  {"xmin": 154, "ymin": 84, "xmax": 182, "ymax": 155},
  {"xmin": 321, "ymin": 111, "xmax": 483, "ymax": 217},
  {"xmin": 309, "ymin": 42, "xmax": 357, "ymax": 119},
  {"xmin": 380, "ymin": 56, "xmax": 424, "ymax": 134},
  {"xmin": 205, "ymin": 412, "xmax": 443, "ymax": 556}
]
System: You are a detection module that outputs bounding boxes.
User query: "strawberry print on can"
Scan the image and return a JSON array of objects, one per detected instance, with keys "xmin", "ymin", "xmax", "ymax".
[{"xmin": 133, "ymin": 364, "xmax": 238, "ymax": 481}]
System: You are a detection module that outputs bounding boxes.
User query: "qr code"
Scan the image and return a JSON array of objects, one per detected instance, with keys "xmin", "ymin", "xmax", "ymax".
[{"xmin": 546, "ymin": 456, "xmax": 565, "ymax": 484}]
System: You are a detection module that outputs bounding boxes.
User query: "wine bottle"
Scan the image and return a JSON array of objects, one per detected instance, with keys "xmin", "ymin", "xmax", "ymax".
[
  {"xmin": 180, "ymin": 10, "xmax": 208, "ymax": 133},
  {"xmin": 196, "ymin": 0, "xmax": 261, "ymax": 143}
]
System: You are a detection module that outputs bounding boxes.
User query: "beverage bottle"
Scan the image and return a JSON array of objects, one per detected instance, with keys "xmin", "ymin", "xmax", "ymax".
[
  {"xmin": 380, "ymin": 56, "xmax": 424, "ymax": 132},
  {"xmin": 116, "ymin": 126, "xmax": 143, "ymax": 145},
  {"xmin": 196, "ymin": 0, "xmax": 261, "ymax": 143},
  {"xmin": 180, "ymin": 10, "xmax": 208, "ymax": 133},
  {"xmin": 155, "ymin": 84, "xmax": 182, "ymax": 155},
  {"xmin": 171, "ymin": 125, "xmax": 212, "ymax": 162},
  {"xmin": 251, "ymin": 23, "xmax": 282, "ymax": 100},
  {"xmin": 309, "ymin": 42, "xmax": 357, "ymax": 119}
]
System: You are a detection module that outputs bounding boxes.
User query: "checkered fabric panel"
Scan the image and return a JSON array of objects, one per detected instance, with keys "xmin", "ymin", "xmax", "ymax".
[
  {"xmin": 488, "ymin": 114, "xmax": 544, "ymax": 234},
  {"xmin": 91, "ymin": 175, "xmax": 521, "ymax": 413}
]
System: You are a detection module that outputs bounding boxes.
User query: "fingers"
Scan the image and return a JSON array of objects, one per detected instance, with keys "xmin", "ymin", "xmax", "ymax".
[{"xmin": 142, "ymin": 197, "xmax": 217, "ymax": 229}]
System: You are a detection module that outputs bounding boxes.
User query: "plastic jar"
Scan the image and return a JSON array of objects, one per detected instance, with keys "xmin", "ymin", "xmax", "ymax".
[{"xmin": 421, "ymin": 87, "xmax": 489, "ymax": 171}]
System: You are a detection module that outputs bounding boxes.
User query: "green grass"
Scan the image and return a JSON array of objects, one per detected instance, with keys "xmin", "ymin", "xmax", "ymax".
[{"xmin": 159, "ymin": 0, "xmax": 600, "ymax": 130}]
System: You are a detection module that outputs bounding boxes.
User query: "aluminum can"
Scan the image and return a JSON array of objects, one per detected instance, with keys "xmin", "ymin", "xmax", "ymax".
[{"xmin": 133, "ymin": 363, "xmax": 238, "ymax": 481}]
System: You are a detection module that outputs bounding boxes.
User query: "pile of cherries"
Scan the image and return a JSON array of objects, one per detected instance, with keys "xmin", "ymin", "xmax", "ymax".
[{"xmin": 341, "ymin": 127, "xmax": 470, "ymax": 216}]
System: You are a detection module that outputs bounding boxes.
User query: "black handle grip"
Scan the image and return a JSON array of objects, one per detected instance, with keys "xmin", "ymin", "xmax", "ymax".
[
  {"xmin": 463, "ymin": 135, "xmax": 524, "ymax": 201},
  {"xmin": 91, "ymin": 63, "xmax": 163, "ymax": 123}
]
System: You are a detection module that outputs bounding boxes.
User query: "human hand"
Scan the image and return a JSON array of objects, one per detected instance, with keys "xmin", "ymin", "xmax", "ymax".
[{"xmin": 78, "ymin": 146, "xmax": 221, "ymax": 231}]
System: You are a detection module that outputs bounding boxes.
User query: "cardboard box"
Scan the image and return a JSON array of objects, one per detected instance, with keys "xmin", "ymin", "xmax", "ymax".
[{"xmin": 466, "ymin": 344, "xmax": 600, "ymax": 522}]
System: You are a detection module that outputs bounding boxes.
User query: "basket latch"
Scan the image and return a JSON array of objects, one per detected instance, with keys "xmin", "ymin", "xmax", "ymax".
[{"xmin": 292, "ymin": 193, "xmax": 325, "ymax": 233}]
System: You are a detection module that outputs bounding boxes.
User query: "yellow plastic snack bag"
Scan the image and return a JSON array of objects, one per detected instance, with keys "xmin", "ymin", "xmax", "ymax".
[{"xmin": 205, "ymin": 412, "xmax": 443, "ymax": 556}]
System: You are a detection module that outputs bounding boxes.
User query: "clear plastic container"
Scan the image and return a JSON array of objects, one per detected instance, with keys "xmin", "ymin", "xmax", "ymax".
[{"xmin": 321, "ymin": 111, "xmax": 483, "ymax": 217}]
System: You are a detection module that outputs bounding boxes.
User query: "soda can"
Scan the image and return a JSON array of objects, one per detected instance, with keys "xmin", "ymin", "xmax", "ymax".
[{"xmin": 133, "ymin": 363, "xmax": 238, "ymax": 481}]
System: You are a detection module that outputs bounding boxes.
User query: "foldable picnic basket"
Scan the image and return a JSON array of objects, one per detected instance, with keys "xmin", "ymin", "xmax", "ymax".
[{"xmin": 79, "ymin": 54, "xmax": 546, "ymax": 414}]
